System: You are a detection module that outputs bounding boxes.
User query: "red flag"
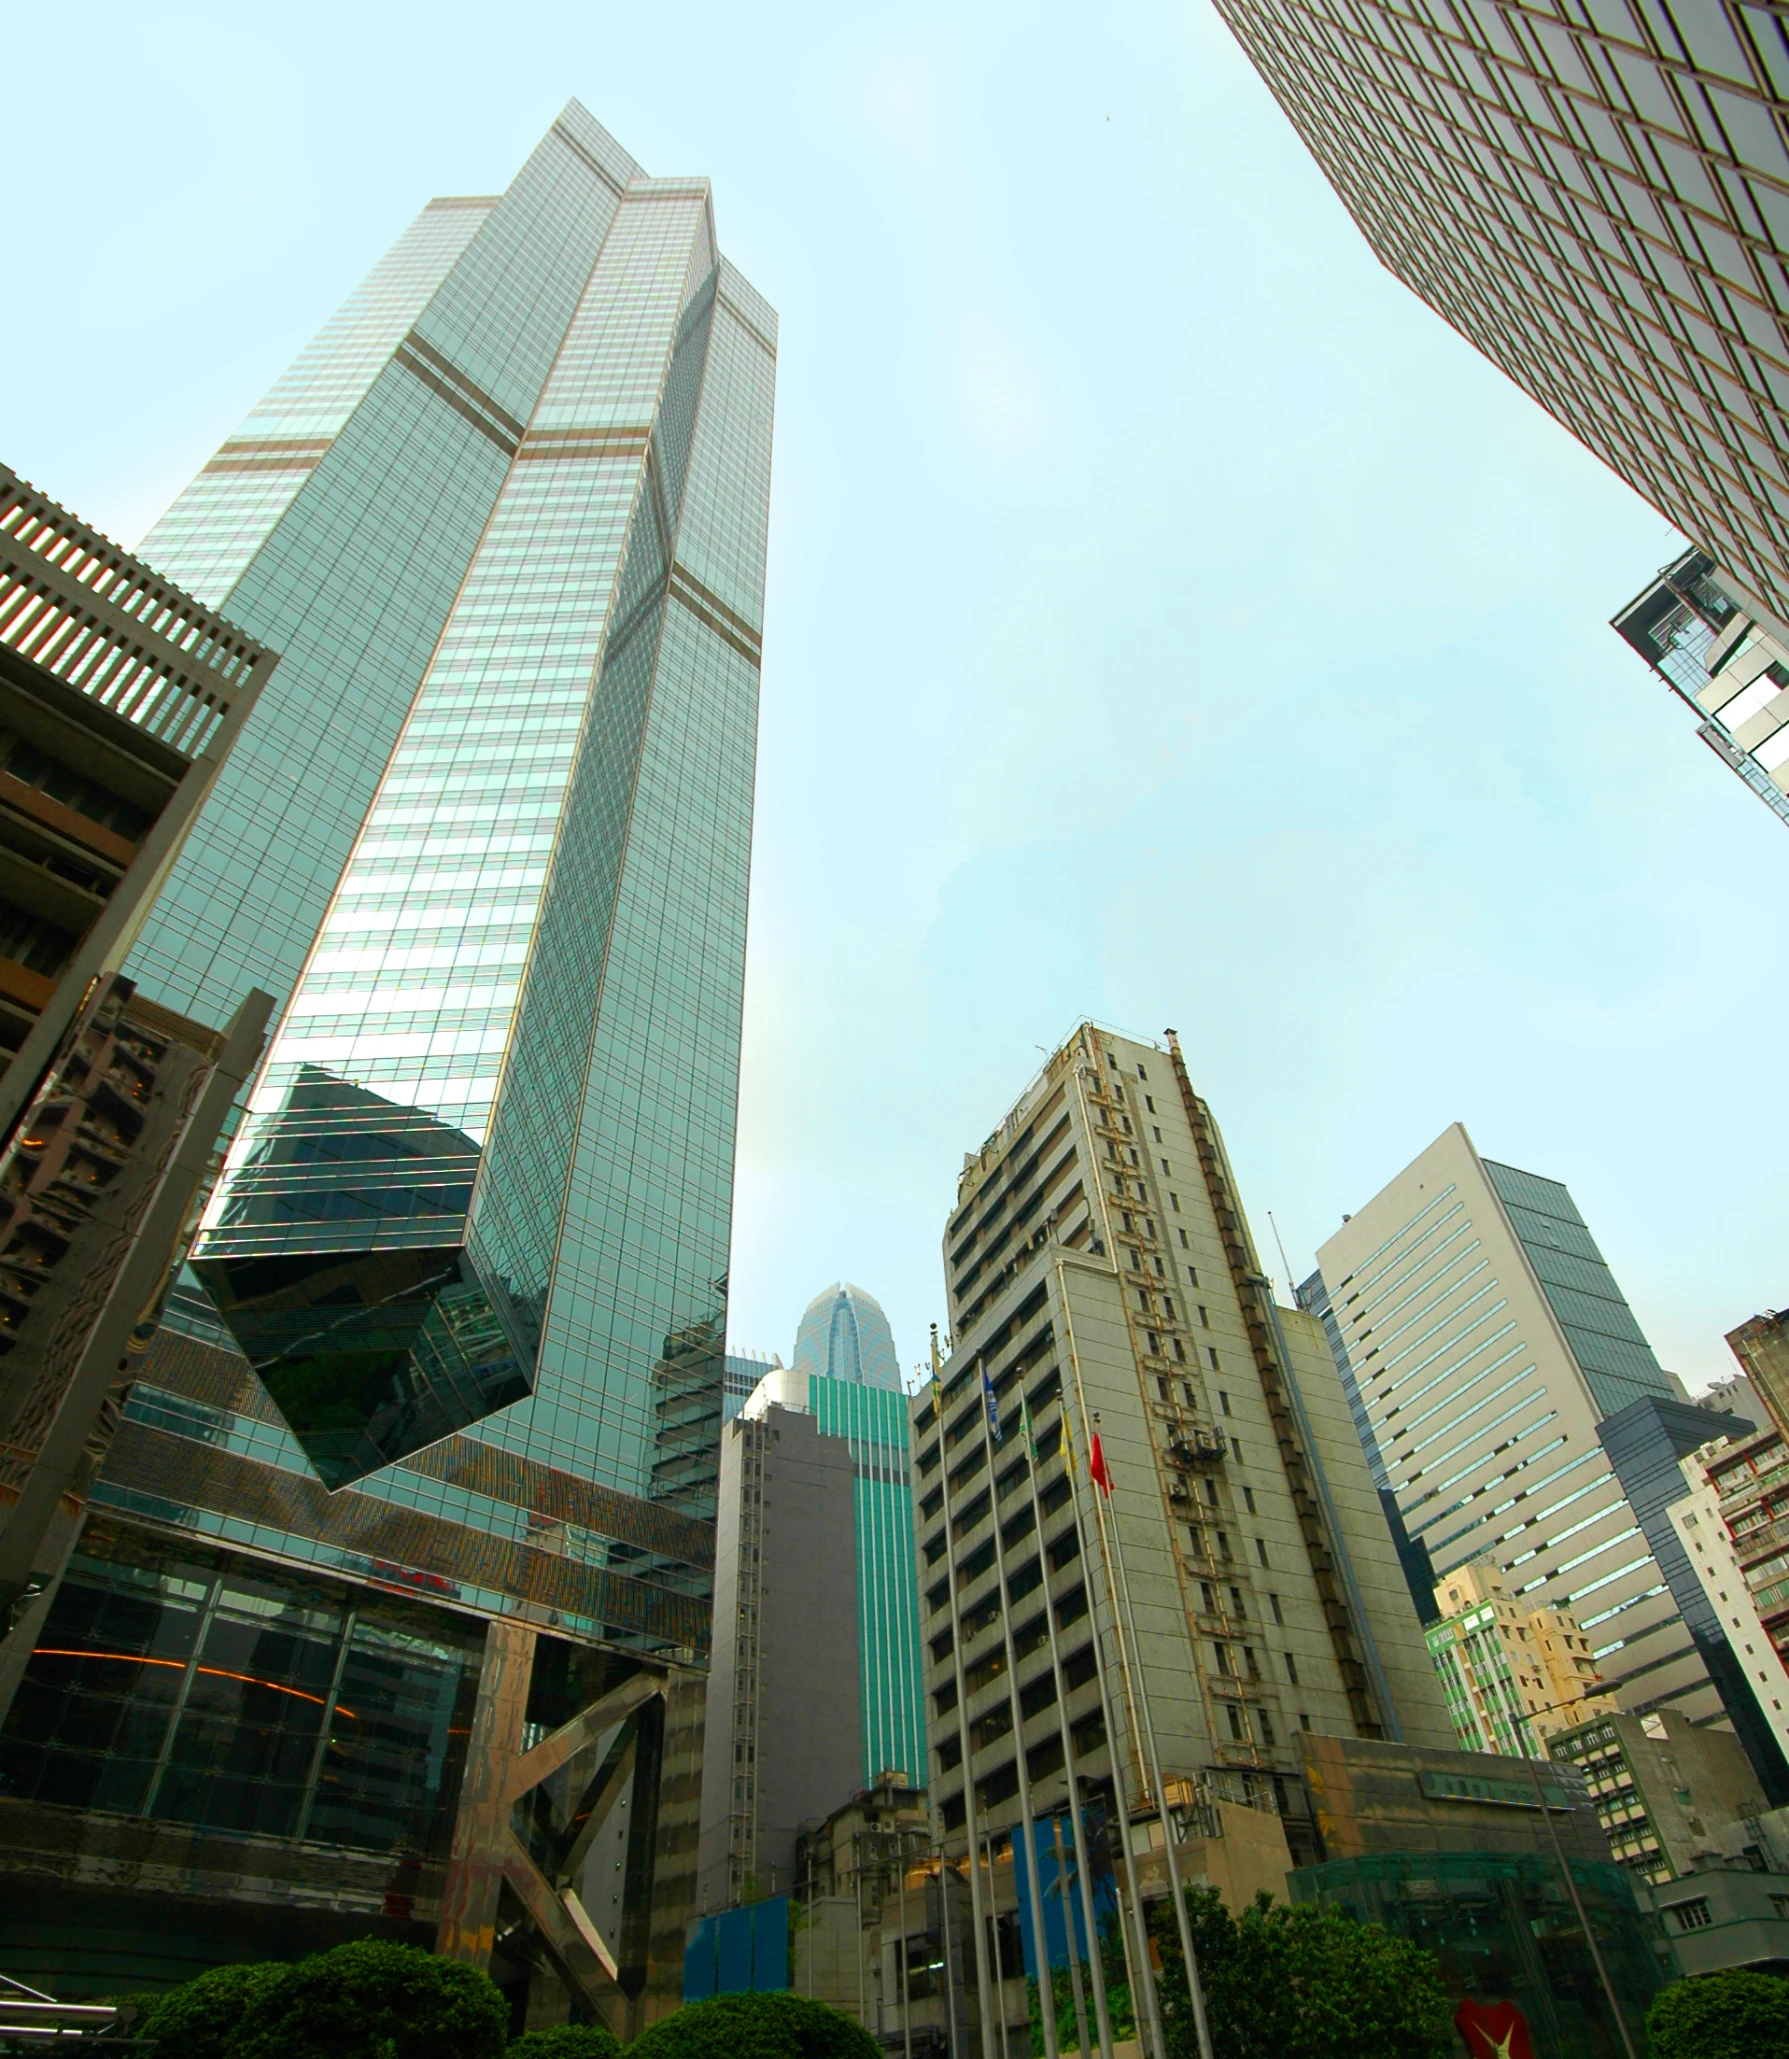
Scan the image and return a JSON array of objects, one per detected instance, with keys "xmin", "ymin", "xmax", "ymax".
[
  {"xmin": 1089, "ymin": 1433, "xmax": 1113, "ymax": 1496},
  {"xmin": 1454, "ymin": 1999, "xmax": 1533, "ymax": 2059}
]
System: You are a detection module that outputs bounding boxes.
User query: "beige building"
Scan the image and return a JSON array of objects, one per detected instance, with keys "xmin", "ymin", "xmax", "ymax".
[
  {"xmin": 908, "ymin": 1023, "xmax": 1452, "ymax": 2057},
  {"xmin": 1727, "ymin": 1310, "xmax": 1789, "ymax": 1442},
  {"xmin": 1316, "ymin": 1124, "xmax": 1720, "ymax": 1732},
  {"xmin": 1427, "ymin": 1559, "xmax": 1615, "ymax": 1758}
]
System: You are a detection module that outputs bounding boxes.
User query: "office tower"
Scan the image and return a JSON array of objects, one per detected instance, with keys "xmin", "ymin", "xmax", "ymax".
[
  {"xmin": 1425, "ymin": 1559, "xmax": 1615, "ymax": 1756},
  {"xmin": 1613, "ymin": 551, "xmax": 1789, "ymax": 823},
  {"xmin": 792, "ymin": 1282, "xmax": 902, "ymax": 1391},
  {"xmin": 1214, "ymin": 0, "xmax": 1789, "ymax": 622},
  {"xmin": 0, "ymin": 105, "xmax": 773, "ymax": 2026},
  {"xmin": 1296, "ymin": 1268, "xmax": 1440, "ymax": 1623},
  {"xmin": 1213, "ymin": 0, "xmax": 1789, "ymax": 806},
  {"xmin": 911, "ymin": 1024, "xmax": 1452, "ymax": 2056},
  {"xmin": 1598, "ymin": 1390, "xmax": 1789, "ymax": 1799},
  {"xmin": 0, "ymin": 467, "xmax": 273, "ymax": 1693},
  {"xmin": 1666, "ymin": 1422, "xmax": 1789, "ymax": 1765},
  {"xmin": 697, "ymin": 1403, "xmax": 861, "ymax": 1911},
  {"xmin": 1548, "ymin": 1707, "xmax": 1765, "ymax": 1886},
  {"xmin": 1316, "ymin": 1127, "xmax": 1735, "ymax": 1743},
  {"xmin": 737, "ymin": 1349, "xmax": 927, "ymax": 1791},
  {"xmin": 1727, "ymin": 1305, "xmax": 1789, "ymax": 1436}
]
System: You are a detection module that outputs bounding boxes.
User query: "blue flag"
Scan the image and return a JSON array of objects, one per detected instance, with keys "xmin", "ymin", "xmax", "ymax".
[{"xmin": 982, "ymin": 1369, "xmax": 1003, "ymax": 1442}]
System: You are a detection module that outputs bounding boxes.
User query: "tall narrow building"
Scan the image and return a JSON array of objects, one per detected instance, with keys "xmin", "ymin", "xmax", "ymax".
[
  {"xmin": 910, "ymin": 1025, "xmax": 1451, "ymax": 2053},
  {"xmin": 1316, "ymin": 1126, "xmax": 1723, "ymax": 1738},
  {"xmin": 1212, "ymin": 0, "xmax": 1789, "ymax": 816},
  {"xmin": 0, "ymin": 105, "xmax": 773, "ymax": 2025}
]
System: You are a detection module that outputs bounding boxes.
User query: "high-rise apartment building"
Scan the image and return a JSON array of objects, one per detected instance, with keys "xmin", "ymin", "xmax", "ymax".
[
  {"xmin": 1727, "ymin": 1305, "xmax": 1789, "ymax": 1436},
  {"xmin": 1598, "ymin": 1390, "xmax": 1789, "ymax": 1799},
  {"xmin": 1425, "ymin": 1558, "xmax": 1615, "ymax": 1756},
  {"xmin": 1667, "ymin": 1422, "xmax": 1789, "ymax": 1763},
  {"xmin": 0, "ymin": 104, "xmax": 774, "ymax": 2026},
  {"xmin": 910, "ymin": 1023, "xmax": 1451, "ymax": 2057},
  {"xmin": 1213, "ymin": 0, "xmax": 1789, "ymax": 813},
  {"xmin": 1316, "ymin": 1126, "xmax": 1722, "ymax": 1740}
]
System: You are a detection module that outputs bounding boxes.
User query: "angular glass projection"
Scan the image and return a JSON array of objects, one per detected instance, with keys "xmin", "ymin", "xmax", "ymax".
[{"xmin": 186, "ymin": 117, "xmax": 775, "ymax": 1497}]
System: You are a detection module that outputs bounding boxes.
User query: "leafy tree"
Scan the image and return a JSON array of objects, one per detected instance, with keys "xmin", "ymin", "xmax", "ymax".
[
  {"xmin": 628, "ymin": 1990, "xmax": 879, "ymax": 2059},
  {"xmin": 507, "ymin": 2027, "xmax": 623, "ymax": 2059},
  {"xmin": 1648, "ymin": 1968, "xmax": 1789, "ymax": 2059},
  {"xmin": 137, "ymin": 1961, "xmax": 290, "ymax": 2059},
  {"xmin": 233, "ymin": 1939, "xmax": 507, "ymax": 2059},
  {"xmin": 1150, "ymin": 1887, "xmax": 1453, "ymax": 2059}
]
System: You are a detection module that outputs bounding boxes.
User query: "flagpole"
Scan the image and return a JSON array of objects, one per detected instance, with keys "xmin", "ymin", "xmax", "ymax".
[
  {"xmin": 931, "ymin": 1329, "xmax": 1002, "ymax": 2059},
  {"xmin": 1052, "ymin": 1263, "xmax": 1167, "ymax": 2059},
  {"xmin": 976, "ymin": 1363, "xmax": 1061, "ymax": 2059},
  {"xmin": 1101, "ymin": 1441, "xmax": 1216, "ymax": 2059},
  {"xmin": 1050, "ymin": 1812, "xmax": 1094, "ymax": 2059},
  {"xmin": 1020, "ymin": 1380, "xmax": 1113, "ymax": 2059}
]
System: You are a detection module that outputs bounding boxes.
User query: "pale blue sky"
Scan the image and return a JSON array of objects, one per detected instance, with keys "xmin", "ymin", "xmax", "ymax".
[{"xmin": 10, "ymin": 1, "xmax": 1781, "ymax": 1396}]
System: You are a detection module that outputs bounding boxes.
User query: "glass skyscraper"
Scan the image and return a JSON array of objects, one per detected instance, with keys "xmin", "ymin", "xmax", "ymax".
[
  {"xmin": 126, "ymin": 101, "xmax": 774, "ymax": 1502},
  {"xmin": 791, "ymin": 1281, "xmax": 902, "ymax": 1392},
  {"xmin": 0, "ymin": 106, "xmax": 772, "ymax": 2015},
  {"xmin": 1213, "ymin": 0, "xmax": 1789, "ymax": 623}
]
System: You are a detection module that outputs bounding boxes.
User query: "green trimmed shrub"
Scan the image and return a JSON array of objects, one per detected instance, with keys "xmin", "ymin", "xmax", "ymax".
[
  {"xmin": 627, "ymin": 1991, "xmax": 879, "ymax": 2059},
  {"xmin": 1648, "ymin": 1968, "xmax": 1789, "ymax": 2059},
  {"xmin": 508, "ymin": 2028, "xmax": 623, "ymax": 2059},
  {"xmin": 136, "ymin": 1962, "xmax": 290, "ymax": 2059},
  {"xmin": 233, "ymin": 1939, "xmax": 507, "ymax": 2059}
]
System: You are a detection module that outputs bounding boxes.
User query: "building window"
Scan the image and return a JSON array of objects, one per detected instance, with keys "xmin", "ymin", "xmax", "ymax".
[
  {"xmin": 1145, "ymin": 1097, "xmax": 1156, "ymax": 1113},
  {"xmin": 1208, "ymin": 1348, "xmax": 1220, "ymax": 1371},
  {"xmin": 1285, "ymin": 1653, "xmax": 1298, "ymax": 1685},
  {"xmin": 1229, "ymin": 1586, "xmax": 1246, "ymax": 1619},
  {"xmin": 1300, "ymin": 1711, "xmax": 1311, "ymax": 1732},
  {"xmin": 1219, "ymin": 1391, "xmax": 1231, "ymax": 1416},
  {"xmin": 1259, "ymin": 1711, "xmax": 1276, "ymax": 1745},
  {"xmin": 1232, "ymin": 1439, "xmax": 1243, "ymax": 1464},
  {"xmin": 1268, "ymin": 1593, "xmax": 1283, "ymax": 1625},
  {"xmin": 1137, "ymin": 1064, "xmax": 1148, "ymax": 1080},
  {"xmin": 1255, "ymin": 1538, "xmax": 1269, "ymax": 1568},
  {"xmin": 1668, "ymin": 1899, "xmax": 1712, "ymax": 1931},
  {"xmin": 1243, "ymin": 1487, "xmax": 1257, "ymax": 1514},
  {"xmin": 1227, "ymin": 1706, "xmax": 1243, "ymax": 1740}
]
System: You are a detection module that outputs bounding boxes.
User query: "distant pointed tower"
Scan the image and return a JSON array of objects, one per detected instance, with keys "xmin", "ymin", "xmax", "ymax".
[{"xmin": 792, "ymin": 1281, "xmax": 901, "ymax": 1391}]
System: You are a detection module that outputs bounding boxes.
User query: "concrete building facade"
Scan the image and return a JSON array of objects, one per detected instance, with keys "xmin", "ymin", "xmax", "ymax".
[
  {"xmin": 1667, "ymin": 1424, "xmax": 1789, "ymax": 1768},
  {"xmin": 1316, "ymin": 1124, "xmax": 1718, "ymax": 1731},
  {"xmin": 910, "ymin": 1023, "xmax": 1452, "ymax": 2056},
  {"xmin": 697, "ymin": 1405, "xmax": 861, "ymax": 1912},
  {"xmin": 1548, "ymin": 1706, "xmax": 1766, "ymax": 1886}
]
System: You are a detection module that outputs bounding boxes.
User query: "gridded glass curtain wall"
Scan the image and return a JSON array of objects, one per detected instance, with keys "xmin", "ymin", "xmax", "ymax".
[
  {"xmin": 1211, "ymin": 0, "xmax": 1789, "ymax": 627},
  {"xmin": 791, "ymin": 1283, "xmax": 902, "ymax": 1391},
  {"xmin": 807, "ymin": 1375, "xmax": 927, "ymax": 1788},
  {"xmin": 126, "ymin": 102, "xmax": 775, "ymax": 1504}
]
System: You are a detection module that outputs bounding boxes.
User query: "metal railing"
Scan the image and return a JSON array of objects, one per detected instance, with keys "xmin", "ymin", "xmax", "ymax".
[{"xmin": 0, "ymin": 466, "xmax": 275, "ymax": 759}]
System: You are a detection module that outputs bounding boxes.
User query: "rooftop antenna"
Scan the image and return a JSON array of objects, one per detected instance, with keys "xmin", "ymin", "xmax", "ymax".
[{"xmin": 1266, "ymin": 1209, "xmax": 1296, "ymax": 1292}]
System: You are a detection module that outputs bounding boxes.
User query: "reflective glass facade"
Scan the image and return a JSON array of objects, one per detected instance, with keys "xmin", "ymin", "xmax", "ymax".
[
  {"xmin": 0, "ymin": 1517, "xmax": 483, "ymax": 1854},
  {"xmin": 1613, "ymin": 548, "xmax": 1789, "ymax": 823},
  {"xmin": 143, "ymin": 111, "xmax": 775, "ymax": 1494},
  {"xmin": 791, "ymin": 1282, "xmax": 902, "ymax": 1391},
  {"xmin": 1214, "ymin": 0, "xmax": 1789, "ymax": 626},
  {"xmin": 807, "ymin": 1374, "xmax": 928, "ymax": 1788},
  {"xmin": 108, "ymin": 104, "xmax": 769, "ymax": 1507}
]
